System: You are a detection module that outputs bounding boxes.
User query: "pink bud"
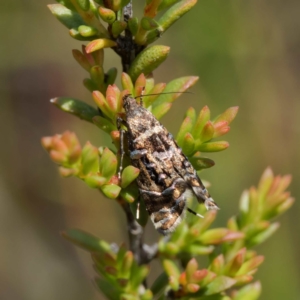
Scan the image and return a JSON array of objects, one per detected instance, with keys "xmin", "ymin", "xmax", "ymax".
[{"xmin": 41, "ymin": 136, "xmax": 53, "ymax": 150}]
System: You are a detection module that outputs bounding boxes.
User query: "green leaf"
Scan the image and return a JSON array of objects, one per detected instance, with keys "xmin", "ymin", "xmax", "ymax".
[
  {"xmin": 141, "ymin": 17, "xmax": 160, "ymax": 31},
  {"xmin": 200, "ymin": 270, "xmax": 217, "ymax": 287},
  {"xmin": 158, "ymin": 0, "xmax": 197, "ymax": 32},
  {"xmin": 243, "ymin": 221, "xmax": 270, "ymax": 240},
  {"xmin": 76, "ymin": 0, "xmax": 90, "ymax": 11},
  {"xmin": 83, "ymin": 78, "xmax": 98, "ymax": 92},
  {"xmin": 209, "ymin": 255, "xmax": 225, "ymax": 275},
  {"xmin": 144, "ymin": 0, "xmax": 161, "ymax": 17},
  {"xmin": 112, "ymin": 20, "xmax": 127, "ymax": 38},
  {"xmin": 116, "ymin": 243, "xmax": 127, "ymax": 265},
  {"xmin": 95, "ymin": 278, "xmax": 120, "ymax": 300},
  {"xmin": 200, "ymin": 121, "xmax": 215, "ymax": 143},
  {"xmin": 50, "ymin": 97, "xmax": 99, "ymax": 123},
  {"xmin": 106, "ymin": 67, "xmax": 118, "ymax": 85},
  {"xmin": 120, "ymin": 184, "xmax": 139, "ymax": 203},
  {"xmin": 69, "ymin": 28, "xmax": 94, "ymax": 41},
  {"xmin": 86, "ymin": 38, "xmax": 117, "ymax": 53},
  {"xmin": 48, "ymin": 4, "xmax": 85, "ymax": 29},
  {"xmin": 143, "ymin": 83, "xmax": 166, "ymax": 107},
  {"xmin": 189, "ymin": 210, "xmax": 217, "ymax": 235},
  {"xmin": 152, "ymin": 102, "xmax": 172, "ymax": 120},
  {"xmin": 90, "ymin": 65, "xmax": 105, "ymax": 89},
  {"xmin": 213, "ymin": 106, "xmax": 239, "ymax": 124},
  {"xmin": 141, "ymin": 290, "xmax": 153, "ymax": 300},
  {"xmin": 233, "ymin": 281, "xmax": 261, "ymax": 300},
  {"xmin": 62, "ymin": 229, "xmax": 111, "ymax": 252},
  {"xmin": 120, "ymin": 0, "xmax": 131, "ymax": 9},
  {"xmin": 199, "ymin": 228, "xmax": 244, "ymax": 245},
  {"xmin": 189, "ymin": 156, "xmax": 215, "ymax": 170},
  {"xmin": 55, "ymin": 0, "xmax": 76, "ymax": 11},
  {"xmin": 120, "ymin": 294, "xmax": 138, "ymax": 300},
  {"xmin": 128, "ymin": 17, "xmax": 139, "ymax": 35},
  {"xmin": 106, "ymin": 84, "xmax": 122, "ymax": 113},
  {"xmin": 90, "ymin": 47, "xmax": 104, "ymax": 66},
  {"xmin": 236, "ymin": 255, "xmax": 264, "ymax": 276},
  {"xmin": 189, "ymin": 269, "xmax": 209, "ymax": 285},
  {"xmin": 151, "ymin": 76, "xmax": 198, "ymax": 119},
  {"xmin": 197, "ymin": 141, "xmax": 229, "ymax": 152},
  {"xmin": 134, "ymin": 73, "xmax": 147, "ymax": 97},
  {"xmin": 121, "ymin": 166, "xmax": 140, "ymax": 188},
  {"xmin": 98, "ymin": 7, "xmax": 116, "ymax": 24},
  {"xmin": 145, "ymin": 28, "xmax": 163, "ymax": 45},
  {"xmin": 274, "ymin": 197, "xmax": 294, "ymax": 216},
  {"xmin": 130, "ymin": 264, "xmax": 149, "ymax": 290},
  {"xmin": 169, "ymin": 222, "xmax": 188, "ymax": 244},
  {"xmin": 128, "ymin": 45, "xmax": 170, "ymax": 82},
  {"xmin": 163, "ymin": 259, "xmax": 180, "ymax": 279},
  {"xmin": 202, "ymin": 276, "xmax": 236, "ymax": 296},
  {"xmin": 158, "ymin": 0, "xmax": 181, "ymax": 11},
  {"xmin": 181, "ymin": 132, "xmax": 195, "ymax": 156},
  {"xmin": 176, "ymin": 115, "xmax": 194, "ymax": 147},
  {"xmin": 186, "ymin": 258, "xmax": 198, "ymax": 283},
  {"xmin": 186, "ymin": 283, "xmax": 200, "ymax": 293},
  {"xmin": 81, "ymin": 142, "xmax": 99, "ymax": 175},
  {"xmin": 163, "ymin": 242, "xmax": 180, "ymax": 256},
  {"xmin": 101, "ymin": 184, "xmax": 121, "ymax": 199},
  {"xmin": 78, "ymin": 25, "xmax": 98, "ymax": 37},
  {"xmin": 72, "ymin": 49, "xmax": 91, "ymax": 71},
  {"xmin": 257, "ymin": 167, "xmax": 274, "ymax": 201},
  {"xmin": 121, "ymin": 72, "xmax": 134, "ymax": 94},
  {"xmin": 224, "ymin": 248, "xmax": 246, "ymax": 276},
  {"xmin": 93, "ymin": 116, "xmax": 116, "ymax": 133},
  {"xmin": 84, "ymin": 174, "xmax": 107, "ymax": 188},
  {"xmin": 120, "ymin": 251, "xmax": 133, "ymax": 278},
  {"xmin": 199, "ymin": 295, "xmax": 231, "ymax": 300},
  {"xmin": 186, "ymin": 244, "xmax": 215, "ymax": 256},
  {"xmin": 247, "ymin": 222, "xmax": 280, "ymax": 247},
  {"xmin": 186, "ymin": 106, "xmax": 197, "ymax": 122},
  {"xmin": 192, "ymin": 106, "xmax": 211, "ymax": 138},
  {"xmin": 92, "ymin": 90, "xmax": 114, "ymax": 120},
  {"xmin": 151, "ymin": 272, "xmax": 169, "ymax": 296},
  {"xmin": 99, "ymin": 148, "xmax": 117, "ymax": 180}
]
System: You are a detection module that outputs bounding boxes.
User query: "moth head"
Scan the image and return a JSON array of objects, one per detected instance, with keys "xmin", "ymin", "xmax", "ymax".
[{"xmin": 122, "ymin": 94, "xmax": 137, "ymax": 111}]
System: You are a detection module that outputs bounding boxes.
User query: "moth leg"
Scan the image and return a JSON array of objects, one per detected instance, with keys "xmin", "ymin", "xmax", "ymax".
[
  {"xmin": 136, "ymin": 197, "xmax": 140, "ymax": 219},
  {"xmin": 139, "ymin": 86, "xmax": 145, "ymax": 106},
  {"xmin": 130, "ymin": 149, "xmax": 147, "ymax": 160},
  {"xmin": 187, "ymin": 207, "xmax": 204, "ymax": 218},
  {"xmin": 117, "ymin": 117, "xmax": 128, "ymax": 180},
  {"xmin": 139, "ymin": 189, "xmax": 162, "ymax": 197}
]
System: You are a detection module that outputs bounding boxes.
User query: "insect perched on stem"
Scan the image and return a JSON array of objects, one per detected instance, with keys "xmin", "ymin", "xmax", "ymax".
[{"xmin": 118, "ymin": 92, "xmax": 219, "ymax": 235}]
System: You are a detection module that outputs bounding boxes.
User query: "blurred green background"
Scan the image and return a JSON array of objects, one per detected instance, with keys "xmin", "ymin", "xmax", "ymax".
[{"xmin": 1, "ymin": 0, "xmax": 299, "ymax": 299}]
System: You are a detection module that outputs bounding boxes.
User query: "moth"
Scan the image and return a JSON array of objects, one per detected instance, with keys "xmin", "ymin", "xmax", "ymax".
[{"xmin": 118, "ymin": 94, "xmax": 219, "ymax": 235}]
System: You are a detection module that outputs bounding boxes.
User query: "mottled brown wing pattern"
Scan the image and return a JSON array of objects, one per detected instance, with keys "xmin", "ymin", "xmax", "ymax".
[{"xmin": 120, "ymin": 95, "xmax": 219, "ymax": 234}]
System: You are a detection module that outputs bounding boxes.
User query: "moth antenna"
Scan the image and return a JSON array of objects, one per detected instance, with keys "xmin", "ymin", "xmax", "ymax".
[
  {"xmin": 187, "ymin": 207, "xmax": 204, "ymax": 218},
  {"xmin": 134, "ymin": 91, "xmax": 193, "ymax": 99}
]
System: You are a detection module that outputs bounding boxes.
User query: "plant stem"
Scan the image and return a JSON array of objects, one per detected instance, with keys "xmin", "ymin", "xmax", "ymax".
[
  {"xmin": 118, "ymin": 200, "xmax": 157, "ymax": 265},
  {"xmin": 113, "ymin": 1, "xmax": 145, "ymax": 72}
]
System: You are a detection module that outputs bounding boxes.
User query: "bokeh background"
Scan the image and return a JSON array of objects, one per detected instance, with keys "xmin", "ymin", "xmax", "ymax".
[{"xmin": 1, "ymin": 0, "xmax": 299, "ymax": 299}]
